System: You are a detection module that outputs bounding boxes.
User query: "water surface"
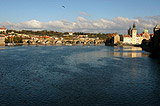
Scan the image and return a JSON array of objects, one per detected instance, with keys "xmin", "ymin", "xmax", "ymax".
[{"xmin": 0, "ymin": 46, "xmax": 160, "ymax": 106}]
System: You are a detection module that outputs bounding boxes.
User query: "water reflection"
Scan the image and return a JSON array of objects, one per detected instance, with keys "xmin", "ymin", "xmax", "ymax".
[
  {"xmin": 112, "ymin": 46, "xmax": 149, "ymax": 58},
  {"xmin": 0, "ymin": 46, "xmax": 5, "ymax": 49}
]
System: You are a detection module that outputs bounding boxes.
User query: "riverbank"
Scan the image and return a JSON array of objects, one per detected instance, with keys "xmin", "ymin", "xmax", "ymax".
[{"xmin": 4, "ymin": 42, "xmax": 105, "ymax": 46}]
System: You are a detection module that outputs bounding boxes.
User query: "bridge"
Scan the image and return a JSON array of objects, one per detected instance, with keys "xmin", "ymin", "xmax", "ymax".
[{"xmin": 23, "ymin": 39, "xmax": 104, "ymax": 45}]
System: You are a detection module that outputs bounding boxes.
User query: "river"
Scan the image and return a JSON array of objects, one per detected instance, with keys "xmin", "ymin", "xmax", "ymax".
[{"xmin": 0, "ymin": 45, "xmax": 160, "ymax": 106}]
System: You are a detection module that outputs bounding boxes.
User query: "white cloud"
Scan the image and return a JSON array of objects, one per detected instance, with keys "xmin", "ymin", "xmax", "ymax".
[
  {"xmin": 77, "ymin": 16, "xmax": 88, "ymax": 22},
  {"xmin": 79, "ymin": 12, "xmax": 91, "ymax": 17},
  {"xmin": 1, "ymin": 16, "xmax": 160, "ymax": 34}
]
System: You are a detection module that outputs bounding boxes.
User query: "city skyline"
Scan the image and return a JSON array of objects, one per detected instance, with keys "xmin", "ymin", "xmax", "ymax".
[{"xmin": 0, "ymin": 0, "xmax": 160, "ymax": 33}]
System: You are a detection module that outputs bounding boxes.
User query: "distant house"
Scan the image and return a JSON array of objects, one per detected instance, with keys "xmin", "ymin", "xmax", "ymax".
[
  {"xmin": 113, "ymin": 34, "xmax": 120, "ymax": 44},
  {"xmin": 0, "ymin": 35, "xmax": 5, "ymax": 45},
  {"xmin": 63, "ymin": 32, "xmax": 73, "ymax": 37},
  {"xmin": 105, "ymin": 33, "xmax": 120, "ymax": 45},
  {"xmin": 0, "ymin": 26, "xmax": 7, "ymax": 33},
  {"xmin": 69, "ymin": 32, "xmax": 73, "ymax": 36},
  {"xmin": 77, "ymin": 35, "xmax": 88, "ymax": 38}
]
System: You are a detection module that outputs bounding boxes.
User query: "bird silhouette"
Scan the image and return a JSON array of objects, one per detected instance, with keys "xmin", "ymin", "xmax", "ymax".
[{"xmin": 62, "ymin": 6, "xmax": 65, "ymax": 8}]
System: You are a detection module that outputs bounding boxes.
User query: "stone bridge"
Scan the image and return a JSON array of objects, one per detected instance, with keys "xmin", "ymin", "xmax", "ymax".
[{"xmin": 23, "ymin": 39, "xmax": 104, "ymax": 45}]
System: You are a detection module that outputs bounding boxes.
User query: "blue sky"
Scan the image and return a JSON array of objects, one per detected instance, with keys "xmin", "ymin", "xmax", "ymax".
[
  {"xmin": 0, "ymin": 0, "xmax": 160, "ymax": 33},
  {"xmin": 0, "ymin": 0, "xmax": 160, "ymax": 22}
]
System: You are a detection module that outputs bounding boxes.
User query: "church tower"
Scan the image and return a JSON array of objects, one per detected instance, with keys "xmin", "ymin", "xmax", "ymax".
[
  {"xmin": 128, "ymin": 26, "xmax": 132, "ymax": 35},
  {"xmin": 132, "ymin": 23, "xmax": 137, "ymax": 44}
]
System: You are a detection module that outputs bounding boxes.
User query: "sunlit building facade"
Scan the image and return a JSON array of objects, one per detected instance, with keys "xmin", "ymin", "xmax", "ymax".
[
  {"xmin": 0, "ymin": 26, "xmax": 7, "ymax": 33},
  {"xmin": 123, "ymin": 23, "xmax": 151, "ymax": 45}
]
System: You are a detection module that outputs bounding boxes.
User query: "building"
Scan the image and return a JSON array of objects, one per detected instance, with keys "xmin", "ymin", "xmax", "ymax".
[
  {"xmin": 131, "ymin": 23, "xmax": 137, "ymax": 44},
  {"xmin": 0, "ymin": 35, "xmax": 5, "ymax": 45},
  {"xmin": 0, "ymin": 26, "xmax": 7, "ymax": 33},
  {"xmin": 154, "ymin": 24, "xmax": 160, "ymax": 33},
  {"xmin": 141, "ymin": 24, "xmax": 160, "ymax": 57},
  {"xmin": 151, "ymin": 24, "xmax": 160, "ymax": 49},
  {"xmin": 105, "ymin": 33, "xmax": 120, "ymax": 45},
  {"xmin": 69, "ymin": 32, "xmax": 73, "ymax": 36},
  {"xmin": 139, "ymin": 28, "xmax": 151, "ymax": 40},
  {"xmin": 123, "ymin": 35, "xmax": 132, "ymax": 44},
  {"xmin": 112, "ymin": 34, "xmax": 120, "ymax": 44},
  {"xmin": 123, "ymin": 23, "xmax": 150, "ymax": 45}
]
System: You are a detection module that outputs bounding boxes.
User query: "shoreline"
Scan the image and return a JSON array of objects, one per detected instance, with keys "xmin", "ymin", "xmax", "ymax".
[{"xmin": 3, "ymin": 43, "xmax": 106, "ymax": 46}]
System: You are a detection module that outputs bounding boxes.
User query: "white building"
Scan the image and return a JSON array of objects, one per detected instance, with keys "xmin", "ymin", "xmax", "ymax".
[
  {"xmin": 123, "ymin": 35, "xmax": 132, "ymax": 44},
  {"xmin": 0, "ymin": 26, "xmax": 7, "ymax": 33},
  {"xmin": 69, "ymin": 32, "xmax": 73, "ymax": 36},
  {"xmin": 123, "ymin": 23, "xmax": 144, "ymax": 45}
]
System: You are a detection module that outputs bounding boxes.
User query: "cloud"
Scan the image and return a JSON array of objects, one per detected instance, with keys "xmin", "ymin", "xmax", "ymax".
[
  {"xmin": 79, "ymin": 12, "xmax": 91, "ymax": 17},
  {"xmin": 77, "ymin": 16, "xmax": 87, "ymax": 21},
  {"xmin": 1, "ymin": 16, "xmax": 159, "ymax": 34}
]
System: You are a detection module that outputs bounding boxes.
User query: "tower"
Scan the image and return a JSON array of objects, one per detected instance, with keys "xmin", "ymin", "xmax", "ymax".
[
  {"xmin": 128, "ymin": 26, "xmax": 132, "ymax": 35},
  {"xmin": 143, "ymin": 28, "xmax": 149, "ymax": 33},
  {"xmin": 132, "ymin": 23, "xmax": 137, "ymax": 44},
  {"xmin": 154, "ymin": 24, "xmax": 160, "ymax": 34}
]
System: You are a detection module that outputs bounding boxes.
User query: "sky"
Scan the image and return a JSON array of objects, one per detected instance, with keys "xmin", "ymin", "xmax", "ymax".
[{"xmin": 0, "ymin": 0, "xmax": 160, "ymax": 34}]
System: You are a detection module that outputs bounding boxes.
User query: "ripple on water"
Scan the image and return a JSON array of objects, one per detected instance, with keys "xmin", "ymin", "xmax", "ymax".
[{"xmin": 0, "ymin": 46, "xmax": 160, "ymax": 106}]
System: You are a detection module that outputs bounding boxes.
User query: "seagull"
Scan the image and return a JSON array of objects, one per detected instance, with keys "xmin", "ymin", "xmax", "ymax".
[{"xmin": 62, "ymin": 6, "xmax": 65, "ymax": 8}]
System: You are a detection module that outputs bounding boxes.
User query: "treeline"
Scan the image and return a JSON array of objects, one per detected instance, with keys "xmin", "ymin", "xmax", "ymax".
[
  {"xmin": 5, "ymin": 36, "xmax": 23, "ymax": 43},
  {"xmin": 7, "ymin": 30, "xmax": 63, "ymax": 37},
  {"xmin": 6, "ymin": 30, "xmax": 118, "ymax": 40}
]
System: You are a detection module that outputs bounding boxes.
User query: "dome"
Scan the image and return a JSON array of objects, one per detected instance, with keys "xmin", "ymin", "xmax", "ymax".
[{"xmin": 143, "ymin": 28, "xmax": 148, "ymax": 33}]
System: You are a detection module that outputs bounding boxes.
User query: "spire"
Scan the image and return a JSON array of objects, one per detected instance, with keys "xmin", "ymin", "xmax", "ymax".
[
  {"xmin": 133, "ymin": 22, "xmax": 136, "ymax": 29},
  {"xmin": 128, "ymin": 26, "xmax": 132, "ymax": 35}
]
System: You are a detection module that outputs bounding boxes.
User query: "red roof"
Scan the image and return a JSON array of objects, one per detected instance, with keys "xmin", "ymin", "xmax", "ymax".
[
  {"xmin": 150, "ymin": 34, "xmax": 154, "ymax": 36},
  {"xmin": 123, "ymin": 35, "xmax": 131, "ymax": 37},
  {"xmin": 0, "ymin": 26, "xmax": 6, "ymax": 30},
  {"xmin": 139, "ymin": 32, "xmax": 144, "ymax": 36},
  {"xmin": 45, "ymin": 36, "xmax": 49, "ymax": 38}
]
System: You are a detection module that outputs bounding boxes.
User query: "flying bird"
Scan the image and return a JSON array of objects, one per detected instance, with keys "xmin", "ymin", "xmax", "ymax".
[{"xmin": 62, "ymin": 6, "xmax": 65, "ymax": 8}]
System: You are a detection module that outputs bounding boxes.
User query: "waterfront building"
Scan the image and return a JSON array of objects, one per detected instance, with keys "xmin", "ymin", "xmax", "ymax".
[
  {"xmin": 112, "ymin": 34, "xmax": 120, "ymax": 44},
  {"xmin": 105, "ymin": 33, "xmax": 120, "ymax": 45},
  {"xmin": 0, "ymin": 35, "xmax": 5, "ymax": 45},
  {"xmin": 131, "ymin": 23, "xmax": 137, "ymax": 44},
  {"xmin": 139, "ymin": 28, "xmax": 151, "ymax": 40},
  {"xmin": 0, "ymin": 26, "xmax": 7, "ymax": 33},
  {"xmin": 123, "ymin": 23, "xmax": 150, "ymax": 45},
  {"xmin": 123, "ymin": 35, "xmax": 132, "ymax": 44},
  {"xmin": 141, "ymin": 24, "xmax": 160, "ymax": 56}
]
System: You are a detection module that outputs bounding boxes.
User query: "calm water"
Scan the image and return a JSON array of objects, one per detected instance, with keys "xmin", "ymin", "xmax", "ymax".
[{"xmin": 0, "ymin": 46, "xmax": 160, "ymax": 106}]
